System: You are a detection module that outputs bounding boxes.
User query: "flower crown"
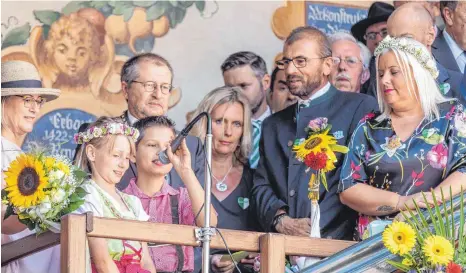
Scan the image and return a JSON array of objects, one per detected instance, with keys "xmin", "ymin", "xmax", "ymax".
[
  {"xmin": 374, "ymin": 35, "xmax": 439, "ymax": 79},
  {"xmin": 74, "ymin": 123, "xmax": 140, "ymax": 144}
]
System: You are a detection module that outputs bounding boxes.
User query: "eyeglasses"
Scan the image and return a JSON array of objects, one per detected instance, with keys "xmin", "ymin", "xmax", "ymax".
[
  {"xmin": 16, "ymin": 95, "xmax": 46, "ymax": 109},
  {"xmin": 276, "ymin": 56, "xmax": 329, "ymax": 70},
  {"xmin": 364, "ymin": 29, "xmax": 388, "ymax": 41},
  {"xmin": 332, "ymin": 56, "xmax": 363, "ymax": 68},
  {"xmin": 132, "ymin": 81, "xmax": 172, "ymax": 94}
]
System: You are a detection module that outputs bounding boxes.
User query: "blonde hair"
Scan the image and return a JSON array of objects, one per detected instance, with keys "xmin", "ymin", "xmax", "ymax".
[
  {"xmin": 375, "ymin": 46, "xmax": 453, "ymax": 122},
  {"xmin": 189, "ymin": 86, "xmax": 252, "ymax": 165},
  {"xmin": 74, "ymin": 116, "xmax": 136, "ymax": 173}
]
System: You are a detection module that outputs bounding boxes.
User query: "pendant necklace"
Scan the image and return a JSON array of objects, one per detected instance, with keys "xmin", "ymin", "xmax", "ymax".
[{"xmin": 213, "ymin": 165, "xmax": 233, "ymax": 192}]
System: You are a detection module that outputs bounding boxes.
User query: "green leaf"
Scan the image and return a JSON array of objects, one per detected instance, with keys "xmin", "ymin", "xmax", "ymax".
[
  {"xmin": 73, "ymin": 169, "xmax": 89, "ymax": 181},
  {"xmin": 61, "ymin": 200, "xmax": 84, "ymax": 215},
  {"xmin": 33, "ymin": 10, "xmax": 61, "ymax": 25},
  {"xmin": 3, "ymin": 205, "xmax": 14, "ymax": 220},
  {"xmin": 90, "ymin": 1, "xmax": 109, "ymax": 9},
  {"xmin": 1, "ymin": 23, "xmax": 31, "ymax": 49},
  {"xmin": 74, "ymin": 187, "xmax": 89, "ymax": 198},
  {"xmin": 123, "ymin": 6, "xmax": 135, "ymax": 21},
  {"xmin": 112, "ymin": 1, "xmax": 133, "ymax": 15},
  {"xmin": 458, "ymin": 189, "xmax": 465, "ymax": 258},
  {"xmin": 385, "ymin": 260, "xmax": 410, "ymax": 271},
  {"xmin": 69, "ymin": 193, "xmax": 81, "ymax": 203},
  {"xmin": 133, "ymin": 1, "xmax": 154, "ymax": 8},
  {"xmin": 1, "ymin": 189, "xmax": 8, "ymax": 200},
  {"xmin": 61, "ymin": 1, "xmax": 91, "ymax": 15},
  {"xmin": 146, "ymin": 1, "xmax": 168, "ymax": 21},
  {"xmin": 195, "ymin": 0, "xmax": 205, "ymax": 12},
  {"xmin": 167, "ymin": 7, "xmax": 186, "ymax": 28},
  {"xmin": 179, "ymin": 1, "xmax": 194, "ymax": 8}
]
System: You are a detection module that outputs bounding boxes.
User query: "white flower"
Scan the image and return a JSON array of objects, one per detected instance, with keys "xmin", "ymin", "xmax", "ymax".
[
  {"xmin": 93, "ymin": 127, "xmax": 103, "ymax": 138},
  {"xmin": 51, "ymin": 189, "xmax": 67, "ymax": 203},
  {"xmin": 454, "ymin": 111, "xmax": 466, "ymax": 137},
  {"xmin": 28, "ymin": 209, "xmax": 38, "ymax": 219},
  {"xmin": 38, "ymin": 202, "xmax": 52, "ymax": 215},
  {"xmin": 49, "ymin": 170, "xmax": 65, "ymax": 181}
]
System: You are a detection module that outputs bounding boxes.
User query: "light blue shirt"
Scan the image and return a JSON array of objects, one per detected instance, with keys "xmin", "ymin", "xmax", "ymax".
[
  {"xmin": 444, "ymin": 30, "xmax": 466, "ymax": 73},
  {"xmin": 297, "ymin": 81, "xmax": 331, "ymax": 106}
]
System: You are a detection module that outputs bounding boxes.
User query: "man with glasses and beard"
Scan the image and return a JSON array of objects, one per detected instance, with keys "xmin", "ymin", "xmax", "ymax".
[
  {"xmin": 328, "ymin": 32, "xmax": 371, "ymax": 93},
  {"xmin": 251, "ymin": 26, "xmax": 378, "ymax": 241},
  {"xmin": 222, "ymin": 52, "xmax": 271, "ymax": 169}
]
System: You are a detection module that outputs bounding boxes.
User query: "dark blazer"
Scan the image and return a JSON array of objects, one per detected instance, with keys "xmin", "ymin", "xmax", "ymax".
[
  {"xmin": 251, "ymin": 86, "xmax": 378, "ymax": 240},
  {"xmin": 432, "ymin": 30, "xmax": 462, "ymax": 73},
  {"xmin": 114, "ymin": 111, "xmax": 206, "ymax": 191}
]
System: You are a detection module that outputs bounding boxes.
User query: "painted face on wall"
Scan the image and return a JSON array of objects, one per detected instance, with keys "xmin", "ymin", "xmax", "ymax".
[{"xmin": 53, "ymin": 36, "xmax": 92, "ymax": 79}]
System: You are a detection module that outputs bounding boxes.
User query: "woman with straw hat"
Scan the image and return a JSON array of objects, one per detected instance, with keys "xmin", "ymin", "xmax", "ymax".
[{"xmin": 1, "ymin": 60, "xmax": 61, "ymax": 273}]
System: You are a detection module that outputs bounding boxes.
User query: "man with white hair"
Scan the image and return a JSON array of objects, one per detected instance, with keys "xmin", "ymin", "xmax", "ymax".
[{"xmin": 328, "ymin": 32, "xmax": 371, "ymax": 93}]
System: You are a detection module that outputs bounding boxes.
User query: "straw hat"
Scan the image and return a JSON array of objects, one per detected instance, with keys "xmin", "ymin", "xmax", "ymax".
[{"xmin": 1, "ymin": 61, "xmax": 60, "ymax": 101}]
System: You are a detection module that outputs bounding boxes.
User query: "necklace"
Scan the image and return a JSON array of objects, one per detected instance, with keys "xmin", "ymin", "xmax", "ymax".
[{"xmin": 212, "ymin": 165, "xmax": 233, "ymax": 192}]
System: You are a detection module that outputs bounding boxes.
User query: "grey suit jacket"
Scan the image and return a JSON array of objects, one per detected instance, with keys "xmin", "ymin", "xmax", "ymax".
[
  {"xmin": 115, "ymin": 111, "xmax": 206, "ymax": 191},
  {"xmin": 432, "ymin": 30, "xmax": 462, "ymax": 73}
]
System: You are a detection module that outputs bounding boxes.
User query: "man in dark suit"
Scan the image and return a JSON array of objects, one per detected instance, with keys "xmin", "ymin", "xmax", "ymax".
[
  {"xmin": 388, "ymin": 2, "xmax": 466, "ymax": 104},
  {"xmin": 251, "ymin": 26, "xmax": 378, "ymax": 240},
  {"xmin": 115, "ymin": 53, "xmax": 205, "ymax": 191},
  {"xmin": 432, "ymin": 2, "xmax": 466, "ymax": 74}
]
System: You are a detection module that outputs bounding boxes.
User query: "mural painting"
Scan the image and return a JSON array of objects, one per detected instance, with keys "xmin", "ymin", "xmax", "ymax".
[{"xmin": 1, "ymin": 0, "xmax": 216, "ymax": 159}]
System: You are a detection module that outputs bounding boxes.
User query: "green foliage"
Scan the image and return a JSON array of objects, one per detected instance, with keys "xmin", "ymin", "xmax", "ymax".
[
  {"xmin": 61, "ymin": 1, "xmax": 91, "ymax": 15},
  {"xmin": 146, "ymin": 1, "xmax": 169, "ymax": 21},
  {"xmin": 1, "ymin": 23, "xmax": 31, "ymax": 49},
  {"xmin": 195, "ymin": 0, "xmax": 206, "ymax": 13},
  {"xmin": 33, "ymin": 10, "xmax": 61, "ymax": 25}
]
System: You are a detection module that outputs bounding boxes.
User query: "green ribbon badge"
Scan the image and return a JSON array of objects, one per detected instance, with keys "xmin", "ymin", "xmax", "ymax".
[
  {"xmin": 238, "ymin": 197, "xmax": 249, "ymax": 210},
  {"xmin": 439, "ymin": 83, "xmax": 451, "ymax": 95}
]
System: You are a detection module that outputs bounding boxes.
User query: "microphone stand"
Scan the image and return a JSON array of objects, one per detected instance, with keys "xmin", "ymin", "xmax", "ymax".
[{"xmin": 200, "ymin": 113, "xmax": 213, "ymax": 273}]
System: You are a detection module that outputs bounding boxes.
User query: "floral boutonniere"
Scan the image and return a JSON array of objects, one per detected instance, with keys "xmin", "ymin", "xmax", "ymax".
[{"xmin": 292, "ymin": 117, "xmax": 349, "ymax": 194}]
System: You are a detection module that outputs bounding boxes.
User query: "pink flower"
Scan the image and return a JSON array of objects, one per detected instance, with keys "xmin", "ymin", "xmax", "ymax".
[
  {"xmin": 426, "ymin": 144, "xmax": 448, "ymax": 169},
  {"xmin": 360, "ymin": 112, "xmax": 376, "ymax": 122},
  {"xmin": 351, "ymin": 161, "xmax": 361, "ymax": 180},
  {"xmin": 307, "ymin": 117, "xmax": 328, "ymax": 132}
]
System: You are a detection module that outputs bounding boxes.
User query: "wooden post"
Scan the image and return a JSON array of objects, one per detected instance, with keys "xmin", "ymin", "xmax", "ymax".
[
  {"xmin": 259, "ymin": 233, "xmax": 286, "ymax": 273},
  {"xmin": 61, "ymin": 214, "xmax": 87, "ymax": 273}
]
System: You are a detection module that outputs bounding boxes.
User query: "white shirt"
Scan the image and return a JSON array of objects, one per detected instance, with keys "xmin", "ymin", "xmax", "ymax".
[
  {"xmin": 1, "ymin": 137, "xmax": 60, "ymax": 273},
  {"xmin": 444, "ymin": 30, "xmax": 466, "ymax": 73},
  {"xmin": 253, "ymin": 106, "xmax": 272, "ymax": 123},
  {"xmin": 297, "ymin": 82, "xmax": 331, "ymax": 106}
]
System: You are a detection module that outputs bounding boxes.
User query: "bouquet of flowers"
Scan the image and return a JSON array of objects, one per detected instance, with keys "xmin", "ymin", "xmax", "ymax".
[
  {"xmin": 382, "ymin": 190, "xmax": 465, "ymax": 273},
  {"xmin": 2, "ymin": 152, "xmax": 88, "ymax": 233}
]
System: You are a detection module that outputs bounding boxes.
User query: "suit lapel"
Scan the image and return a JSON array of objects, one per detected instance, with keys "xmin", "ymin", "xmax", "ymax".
[{"xmin": 433, "ymin": 32, "xmax": 460, "ymax": 72}]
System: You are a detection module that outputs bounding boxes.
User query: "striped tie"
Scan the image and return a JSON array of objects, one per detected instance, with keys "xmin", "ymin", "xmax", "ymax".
[{"xmin": 249, "ymin": 120, "xmax": 262, "ymax": 169}]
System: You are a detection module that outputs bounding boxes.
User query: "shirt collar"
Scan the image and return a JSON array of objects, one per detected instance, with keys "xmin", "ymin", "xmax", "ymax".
[
  {"xmin": 127, "ymin": 178, "xmax": 179, "ymax": 198},
  {"xmin": 127, "ymin": 111, "xmax": 139, "ymax": 126},
  {"xmin": 444, "ymin": 30, "xmax": 464, "ymax": 60},
  {"xmin": 253, "ymin": 106, "xmax": 271, "ymax": 123},
  {"xmin": 297, "ymin": 82, "xmax": 331, "ymax": 106}
]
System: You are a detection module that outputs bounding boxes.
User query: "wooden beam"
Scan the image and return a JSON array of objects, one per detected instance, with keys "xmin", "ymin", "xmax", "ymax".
[
  {"xmin": 61, "ymin": 214, "xmax": 87, "ymax": 273},
  {"xmin": 1, "ymin": 231, "xmax": 60, "ymax": 266},
  {"xmin": 260, "ymin": 234, "xmax": 286, "ymax": 273},
  {"xmin": 88, "ymin": 217, "xmax": 355, "ymax": 256}
]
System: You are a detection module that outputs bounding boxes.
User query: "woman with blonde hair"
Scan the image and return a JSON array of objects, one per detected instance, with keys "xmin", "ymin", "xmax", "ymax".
[
  {"xmin": 189, "ymin": 86, "xmax": 259, "ymax": 273},
  {"xmin": 338, "ymin": 36, "xmax": 466, "ymax": 240}
]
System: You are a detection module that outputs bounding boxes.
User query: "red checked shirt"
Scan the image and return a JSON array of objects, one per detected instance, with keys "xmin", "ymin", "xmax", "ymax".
[{"xmin": 123, "ymin": 178, "xmax": 195, "ymax": 272}]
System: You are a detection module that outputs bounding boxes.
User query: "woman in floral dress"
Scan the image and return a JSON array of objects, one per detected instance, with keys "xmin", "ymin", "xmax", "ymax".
[{"xmin": 338, "ymin": 36, "xmax": 466, "ymax": 240}]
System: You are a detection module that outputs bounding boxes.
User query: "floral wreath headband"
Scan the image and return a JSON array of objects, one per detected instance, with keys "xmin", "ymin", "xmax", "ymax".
[
  {"xmin": 374, "ymin": 35, "xmax": 439, "ymax": 79},
  {"xmin": 74, "ymin": 123, "xmax": 140, "ymax": 144}
]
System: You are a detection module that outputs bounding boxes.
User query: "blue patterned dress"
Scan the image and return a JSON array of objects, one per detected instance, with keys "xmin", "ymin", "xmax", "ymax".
[{"xmin": 339, "ymin": 101, "xmax": 466, "ymax": 240}]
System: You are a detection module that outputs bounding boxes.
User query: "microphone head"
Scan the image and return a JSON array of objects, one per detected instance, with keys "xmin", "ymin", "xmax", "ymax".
[{"xmin": 158, "ymin": 150, "xmax": 170, "ymax": 165}]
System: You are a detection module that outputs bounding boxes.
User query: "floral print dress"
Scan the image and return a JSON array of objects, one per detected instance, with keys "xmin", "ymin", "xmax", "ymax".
[{"xmin": 339, "ymin": 101, "xmax": 466, "ymax": 240}]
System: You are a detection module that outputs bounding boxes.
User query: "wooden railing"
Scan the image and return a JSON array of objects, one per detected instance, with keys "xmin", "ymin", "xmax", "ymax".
[{"xmin": 2, "ymin": 212, "xmax": 356, "ymax": 273}]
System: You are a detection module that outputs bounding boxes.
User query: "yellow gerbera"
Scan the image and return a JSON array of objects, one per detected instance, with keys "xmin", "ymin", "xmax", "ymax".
[
  {"xmin": 382, "ymin": 221, "xmax": 416, "ymax": 255},
  {"xmin": 293, "ymin": 129, "xmax": 348, "ymax": 172},
  {"xmin": 44, "ymin": 157, "xmax": 56, "ymax": 171},
  {"xmin": 4, "ymin": 154, "xmax": 48, "ymax": 208},
  {"xmin": 423, "ymin": 235, "xmax": 454, "ymax": 266},
  {"xmin": 55, "ymin": 161, "xmax": 70, "ymax": 176}
]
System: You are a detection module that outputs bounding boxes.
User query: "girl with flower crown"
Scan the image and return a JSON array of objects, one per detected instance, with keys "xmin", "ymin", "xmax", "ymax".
[
  {"xmin": 74, "ymin": 116, "xmax": 156, "ymax": 273},
  {"xmin": 339, "ymin": 36, "xmax": 466, "ymax": 241}
]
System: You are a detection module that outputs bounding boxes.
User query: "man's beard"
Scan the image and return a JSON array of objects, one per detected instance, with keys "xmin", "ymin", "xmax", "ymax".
[{"xmin": 287, "ymin": 72, "xmax": 323, "ymax": 99}]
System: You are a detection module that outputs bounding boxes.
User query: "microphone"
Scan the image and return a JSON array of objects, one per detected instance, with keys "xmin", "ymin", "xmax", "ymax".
[{"xmin": 158, "ymin": 112, "xmax": 210, "ymax": 164}]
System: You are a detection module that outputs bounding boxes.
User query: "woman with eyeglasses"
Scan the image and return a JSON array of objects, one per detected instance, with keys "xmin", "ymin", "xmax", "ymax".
[{"xmin": 1, "ymin": 61, "xmax": 61, "ymax": 273}]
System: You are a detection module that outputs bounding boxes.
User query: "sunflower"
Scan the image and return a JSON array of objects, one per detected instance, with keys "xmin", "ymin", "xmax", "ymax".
[
  {"xmin": 293, "ymin": 129, "xmax": 348, "ymax": 172},
  {"xmin": 4, "ymin": 154, "xmax": 48, "ymax": 208},
  {"xmin": 423, "ymin": 235, "xmax": 454, "ymax": 266},
  {"xmin": 382, "ymin": 221, "xmax": 416, "ymax": 255}
]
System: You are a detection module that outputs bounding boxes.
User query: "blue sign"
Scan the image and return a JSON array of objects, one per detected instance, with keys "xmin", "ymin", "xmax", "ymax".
[
  {"xmin": 306, "ymin": 2, "xmax": 368, "ymax": 35},
  {"xmin": 22, "ymin": 109, "xmax": 96, "ymax": 160}
]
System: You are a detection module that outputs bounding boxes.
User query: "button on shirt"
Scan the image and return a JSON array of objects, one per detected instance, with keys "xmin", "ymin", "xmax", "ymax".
[
  {"xmin": 123, "ymin": 179, "xmax": 195, "ymax": 272},
  {"xmin": 444, "ymin": 30, "xmax": 466, "ymax": 74}
]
